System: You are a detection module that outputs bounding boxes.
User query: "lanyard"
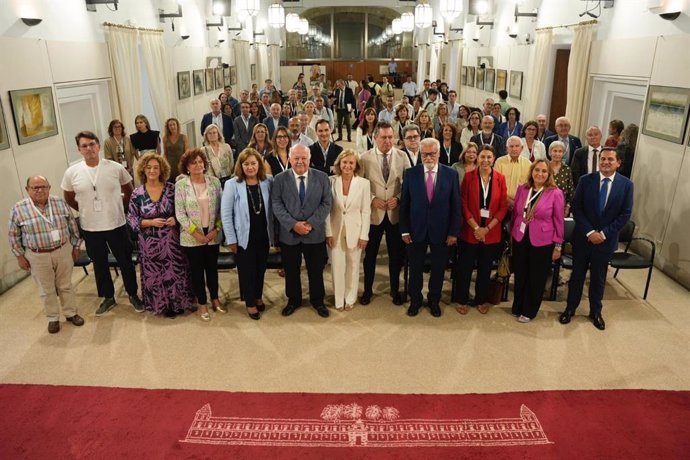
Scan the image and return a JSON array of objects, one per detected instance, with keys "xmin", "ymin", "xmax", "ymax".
[
  {"xmin": 480, "ymin": 171, "xmax": 492, "ymax": 209},
  {"xmin": 86, "ymin": 161, "xmax": 101, "ymax": 196},
  {"xmin": 30, "ymin": 198, "xmax": 54, "ymax": 227},
  {"xmin": 479, "ymin": 134, "xmax": 494, "ymax": 147},
  {"xmin": 508, "ymin": 123, "xmax": 518, "ymax": 137},
  {"xmin": 443, "ymin": 144, "xmax": 451, "ymax": 162},
  {"xmin": 523, "ymin": 187, "xmax": 543, "ymax": 219}
]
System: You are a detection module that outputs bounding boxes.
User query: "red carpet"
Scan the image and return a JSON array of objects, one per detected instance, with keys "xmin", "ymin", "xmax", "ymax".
[{"xmin": 1, "ymin": 384, "xmax": 688, "ymax": 459}]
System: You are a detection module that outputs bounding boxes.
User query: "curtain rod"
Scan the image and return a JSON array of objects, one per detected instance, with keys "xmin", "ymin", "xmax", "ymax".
[
  {"xmin": 536, "ymin": 19, "xmax": 598, "ymax": 32},
  {"xmin": 103, "ymin": 22, "xmax": 163, "ymax": 33}
]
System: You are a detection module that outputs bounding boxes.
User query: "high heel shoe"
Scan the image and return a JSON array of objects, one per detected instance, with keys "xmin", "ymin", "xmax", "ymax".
[
  {"xmin": 246, "ymin": 307, "xmax": 261, "ymax": 320},
  {"xmin": 212, "ymin": 301, "xmax": 227, "ymax": 313},
  {"xmin": 199, "ymin": 307, "xmax": 211, "ymax": 322},
  {"xmin": 255, "ymin": 300, "xmax": 265, "ymax": 312}
]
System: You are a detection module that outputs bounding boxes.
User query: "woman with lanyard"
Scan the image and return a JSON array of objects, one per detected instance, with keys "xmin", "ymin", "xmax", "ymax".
[
  {"xmin": 439, "ymin": 123, "xmax": 463, "ymax": 166},
  {"xmin": 497, "ymin": 107, "xmax": 524, "ymax": 141},
  {"xmin": 264, "ymin": 126, "xmax": 291, "ymax": 177},
  {"xmin": 103, "ymin": 119, "xmax": 135, "ymax": 177},
  {"xmin": 247, "ymin": 123, "xmax": 272, "ymax": 158},
  {"xmin": 455, "ymin": 144, "xmax": 508, "ymax": 315},
  {"xmin": 460, "ymin": 110, "xmax": 482, "ymax": 147},
  {"xmin": 391, "ymin": 104, "xmax": 411, "ymax": 147},
  {"xmin": 221, "ymin": 149, "xmax": 274, "ymax": 320},
  {"xmin": 355, "ymin": 107, "xmax": 377, "ymax": 155},
  {"xmin": 509, "ymin": 160, "xmax": 564, "ymax": 323},
  {"xmin": 202, "ymin": 124, "xmax": 234, "ymax": 188},
  {"xmin": 520, "ymin": 120, "xmax": 546, "ymax": 162}
]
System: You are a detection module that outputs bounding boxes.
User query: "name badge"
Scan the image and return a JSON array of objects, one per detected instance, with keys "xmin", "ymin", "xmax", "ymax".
[
  {"xmin": 50, "ymin": 229, "xmax": 61, "ymax": 242},
  {"xmin": 122, "ymin": 160, "xmax": 128, "ymax": 168},
  {"xmin": 94, "ymin": 199, "xmax": 103, "ymax": 212},
  {"xmin": 519, "ymin": 222, "xmax": 526, "ymax": 234},
  {"xmin": 480, "ymin": 208, "xmax": 490, "ymax": 219}
]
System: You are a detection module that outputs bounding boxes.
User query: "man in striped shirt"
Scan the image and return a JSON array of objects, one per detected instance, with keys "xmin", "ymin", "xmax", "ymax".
[{"xmin": 8, "ymin": 176, "xmax": 84, "ymax": 334}]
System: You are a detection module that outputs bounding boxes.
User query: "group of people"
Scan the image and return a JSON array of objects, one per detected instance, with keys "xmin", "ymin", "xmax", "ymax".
[{"xmin": 8, "ymin": 75, "xmax": 634, "ymax": 335}]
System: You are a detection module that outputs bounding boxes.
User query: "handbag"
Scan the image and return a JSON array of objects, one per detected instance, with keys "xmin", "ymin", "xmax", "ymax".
[
  {"xmin": 487, "ymin": 276, "xmax": 504, "ymax": 305},
  {"xmin": 497, "ymin": 243, "xmax": 512, "ymax": 278}
]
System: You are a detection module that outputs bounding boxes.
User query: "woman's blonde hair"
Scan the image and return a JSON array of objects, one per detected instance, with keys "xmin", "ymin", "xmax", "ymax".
[{"xmin": 332, "ymin": 149, "xmax": 361, "ymax": 176}]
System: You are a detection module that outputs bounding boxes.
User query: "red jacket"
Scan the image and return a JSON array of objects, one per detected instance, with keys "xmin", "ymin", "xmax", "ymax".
[{"xmin": 461, "ymin": 168, "xmax": 508, "ymax": 244}]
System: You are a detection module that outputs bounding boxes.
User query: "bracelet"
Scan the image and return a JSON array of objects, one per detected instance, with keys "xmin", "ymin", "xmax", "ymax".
[{"xmin": 554, "ymin": 244, "xmax": 562, "ymax": 250}]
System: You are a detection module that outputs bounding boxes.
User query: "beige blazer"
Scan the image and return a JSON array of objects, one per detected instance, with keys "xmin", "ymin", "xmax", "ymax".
[
  {"xmin": 325, "ymin": 175, "xmax": 371, "ymax": 248},
  {"xmin": 359, "ymin": 147, "xmax": 411, "ymax": 225}
]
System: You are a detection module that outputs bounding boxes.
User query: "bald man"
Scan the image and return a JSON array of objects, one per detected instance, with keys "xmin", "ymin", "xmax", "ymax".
[{"xmin": 8, "ymin": 176, "xmax": 84, "ymax": 334}]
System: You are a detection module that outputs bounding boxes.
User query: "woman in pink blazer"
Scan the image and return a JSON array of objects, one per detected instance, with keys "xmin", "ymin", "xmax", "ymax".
[{"xmin": 509, "ymin": 159, "xmax": 565, "ymax": 323}]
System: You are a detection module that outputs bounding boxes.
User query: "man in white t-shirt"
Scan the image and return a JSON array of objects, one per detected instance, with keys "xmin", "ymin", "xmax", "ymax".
[{"xmin": 62, "ymin": 130, "xmax": 143, "ymax": 316}]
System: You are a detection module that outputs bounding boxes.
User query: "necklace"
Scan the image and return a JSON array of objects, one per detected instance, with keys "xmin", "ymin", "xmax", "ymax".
[{"xmin": 246, "ymin": 183, "xmax": 263, "ymax": 215}]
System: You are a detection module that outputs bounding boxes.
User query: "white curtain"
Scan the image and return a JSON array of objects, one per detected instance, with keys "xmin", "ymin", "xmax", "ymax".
[
  {"xmin": 139, "ymin": 30, "xmax": 175, "ymax": 125},
  {"xmin": 446, "ymin": 39, "xmax": 463, "ymax": 93},
  {"xmin": 104, "ymin": 26, "xmax": 142, "ymax": 131},
  {"xmin": 256, "ymin": 43, "xmax": 269, "ymax": 87},
  {"xmin": 416, "ymin": 44, "xmax": 428, "ymax": 90},
  {"xmin": 429, "ymin": 43, "xmax": 440, "ymax": 82},
  {"xmin": 524, "ymin": 29, "xmax": 553, "ymax": 121},
  {"xmin": 566, "ymin": 22, "xmax": 597, "ymax": 136},
  {"xmin": 268, "ymin": 44, "xmax": 281, "ymax": 90},
  {"xmin": 234, "ymin": 40, "xmax": 251, "ymax": 93}
]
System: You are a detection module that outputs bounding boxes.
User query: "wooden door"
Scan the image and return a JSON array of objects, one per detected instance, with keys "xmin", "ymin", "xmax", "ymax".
[{"xmin": 548, "ymin": 49, "xmax": 570, "ymax": 132}]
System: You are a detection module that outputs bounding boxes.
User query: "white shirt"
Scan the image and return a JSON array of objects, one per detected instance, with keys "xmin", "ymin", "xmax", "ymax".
[
  {"xmin": 402, "ymin": 81, "xmax": 418, "ymax": 97},
  {"xmin": 293, "ymin": 133, "xmax": 314, "ymax": 147},
  {"xmin": 212, "ymin": 113, "xmax": 223, "ymax": 132},
  {"xmin": 424, "ymin": 163, "xmax": 439, "ymax": 187},
  {"xmin": 378, "ymin": 108, "xmax": 395, "ymax": 123},
  {"xmin": 599, "ymin": 171, "xmax": 616, "ymax": 209},
  {"xmin": 291, "ymin": 169, "xmax": 309, "ymax": 193},
  {"xmin": 61, "ymin": 159, "xmax": 132, "ymax": 232}
]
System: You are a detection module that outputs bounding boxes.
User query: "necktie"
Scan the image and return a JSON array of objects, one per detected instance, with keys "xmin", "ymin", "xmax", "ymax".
[
  {"xmin": 340, "ymin": 91, "xmax": 344, "ymax": 109},
  {"xmin": 382, "ymin": 153, "xmax": 390, "ymax": 182},
  {"xmin": 598, "ymin": 177, "xmax": 610, "ymax": 215},
  {"xmin": 426, "ymin": 170, "xmax": 434, "ymax": 202},
  {"xmin": 298, "ymin": 176, "xmax": 306, "ymax": 205},
  {"xmin": 591, "ymin": 148, "xmax": 598, "ymax": 173}
]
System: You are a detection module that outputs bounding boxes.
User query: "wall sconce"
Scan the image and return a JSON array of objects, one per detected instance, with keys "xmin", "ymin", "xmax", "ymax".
[
  {"xmin": 514, "ymin": 5, "xmax": 538, "ymax": 21},
  {"xmin": 206, "ymin": 17, "xmax": 224, "ymax": 29},
  {"xmin": 475, "ymin": 17, "xmax": 494, "ymax": 27},
  {"xmin": 181, "ymin": 33, "xmax": 190, "ymax": 40},
  {"xmin": 159, "ymin": 5, "xmax": 183, "ymax": 31},
  {"xmin": 85, "ymin": 0, "xmax": 119, "ymax": 12},
  {"xmin": 21, "ymin": 17, "xmax": 43, "ymax": 26}
]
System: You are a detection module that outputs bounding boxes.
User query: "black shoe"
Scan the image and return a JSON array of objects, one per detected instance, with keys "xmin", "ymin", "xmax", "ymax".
[
  {"xmin": 590, "ymin": 314, "xmax": 606, "ymax": 330},
  {"xmin": 314, "ymin": 305, "xmax": 330, "ymax": 318},
  {"xmin": 282, "ymin": 304, "xmax": 298, "ymax": 316},
  {"xmin": 407, "ymin": 303, "xmax": 421, "ymax": 317},
  {"xmin": 335, "ymin": 137, "xmax": 343, "ymax": 142},
  {"xmin": 360, "ymin": 292, "xmax": 373, "ymax": 305},
  {"xmin": 129, "ymin": 294, "xmax": 145, "ymax": 313},
  {"xmin": 392, "ymin": 292, "xmax": 405, "ymax": 306},
  {"xmin": 429, "ymin": 302, "xmax": 442, "ymax": 317},
  {"xmin": 559, "ymin": 310, "xmax": 574, "ymax": 324},
  {"xmin": 347, "ymin": 138, "xmax": 352, "ymax": 142},
  {"xmin": 95, "ymin": 297, "xmax": 116, "ymax": 316},
  {"xmin": 164, "ymin": 308, "xmax": 177, "ymax": 319},
  {"xmin": 247, "ymin": 308, "xmax": 261, "ymax": 321},
  {"xmin": 256, "ymin": 303, "xmax": 266, "ymax": 312}
]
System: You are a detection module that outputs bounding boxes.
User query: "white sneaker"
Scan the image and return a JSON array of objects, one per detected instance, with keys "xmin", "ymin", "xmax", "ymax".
[{"xmin": 518, "ymin": 315, "xmax": 531, "ymax": 323}]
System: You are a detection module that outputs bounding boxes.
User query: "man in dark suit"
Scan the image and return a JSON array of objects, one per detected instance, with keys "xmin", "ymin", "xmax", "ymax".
[
  {"xmin": 333, "ymin": 79, "xmax": 356, "ymax": 142},
  {"xmin": 271, "ymin": 144, "xmax": 332, "ymax": 318},
  {"xmin": 258, "ymin": 93, "xmax": 272, "ymax": 120},
  {"xmin": 232, "ymin": 101, "xmax": 258, "ymax": 156},
  {"xmin": 200, "ymin": 99, "xmax": 234, "ymax": 148},
  {"xmin": 401, "ymin": 124, "xmax": 422, "ymax": 168},
  {"xmin": 400, "ymin": 138, "xmax": 461, "ymax": 317},
  {"xmin": 559, "ymin": 148, "xmax": 633, "ymax": 330},
  {"xmin": 536, "ymin": 114, "xmax": 555, "ymax": 142},
  {"xmin": 544, "ymin": 116, "xmax": 582, "ymax": 165},
  {"xmin": 471, "ymin": 116, "xmax": 505, "ymax": 158},
  {"xmin": 309, "ymin": 119, "xmax": 342, "ymax": 175},
  {"xmin": 263, "ymin": 103, "xmax": 289, "ymax": 139},
  {"xmin": 571, "ymin": 126, "xmax": 603, "ymax": 187}
]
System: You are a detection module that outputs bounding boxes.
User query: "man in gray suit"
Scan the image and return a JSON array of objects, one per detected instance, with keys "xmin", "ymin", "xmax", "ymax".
[
  {"xmin": 272, "ymin": 144, "xmax": 332, "ymax": 318},
  {"xmin": 232, "ymin": 101, "xmax": 258, "ymax": 156}
]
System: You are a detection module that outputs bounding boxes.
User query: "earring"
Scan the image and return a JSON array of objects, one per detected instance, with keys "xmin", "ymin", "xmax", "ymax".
[{"xmin": 187, "ymin": 170, "xmax": 190, "ymax": 174}]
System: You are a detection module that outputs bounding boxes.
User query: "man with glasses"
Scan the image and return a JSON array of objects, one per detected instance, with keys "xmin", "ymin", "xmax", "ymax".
[
  {"xmin": 8, "ymin": 176, "xmax": 84, "ymax": 334},
  {"xmin": 61, "ymin": 131, "xmax": 143, "ymax": 316},
  {"xmin": 359, "ymin": 122, "xmax": 411, "ymax": 306},
  {"xmin": 401, "ymin": 124, "xmax": 422, "ymax": 167}
]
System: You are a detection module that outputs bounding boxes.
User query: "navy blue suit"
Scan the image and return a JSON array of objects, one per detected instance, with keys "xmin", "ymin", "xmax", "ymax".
[
  {"xmin": 263, "ymin": 116, "xmax": 289, "ymax": 138},
  {"xmin": 309, "ymin": 142, "xmax": 343, "ymax": 175},
  {"xmin": 544, "ymin": 134, "xmax": 582, "ymax": 165},
  {"xmin": 566, "ymin": 172, "xmax": 633, "ymax": 316},
  {"xmin": 200, "ymin": 113, "xmax": 234, "ymax": 147},
  {"xmin": 400, "ymin": 163, "xmax": 461, "ymax": 306}
]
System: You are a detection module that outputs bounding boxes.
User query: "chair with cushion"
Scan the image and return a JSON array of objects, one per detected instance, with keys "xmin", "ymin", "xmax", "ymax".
[
  {"xmin": 549, "ymin": 218, "xmax": 575, "ymax": 301},
  {"xmin": 609, "ymin": 220, "xmax": 655, "ymax": 300}
]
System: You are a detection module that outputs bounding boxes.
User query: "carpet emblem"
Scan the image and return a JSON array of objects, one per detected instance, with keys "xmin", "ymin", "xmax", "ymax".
[{"xmin": 180, "ymin": 403, "xmax": 553, "ymax": 447}]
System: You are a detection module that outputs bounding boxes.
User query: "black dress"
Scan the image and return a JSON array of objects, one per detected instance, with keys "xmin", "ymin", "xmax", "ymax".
[{"xmin": 131, "ymin": 130, "xmax": 160, "ymax": 152}]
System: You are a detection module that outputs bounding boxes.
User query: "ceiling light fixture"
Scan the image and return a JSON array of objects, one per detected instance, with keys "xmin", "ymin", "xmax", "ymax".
[{"xmin": 268, "ymin": 3, "xmax": 285, "ymax": 28}]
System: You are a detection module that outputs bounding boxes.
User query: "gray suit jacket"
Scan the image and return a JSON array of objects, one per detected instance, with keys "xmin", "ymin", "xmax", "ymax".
[
  {"xmin": 271, "ymin": 168, "xmax": 332, "ymax": 245},
  {"xmin": 232, "ymin": 115, "xmax": 259, "ymax": 156}
]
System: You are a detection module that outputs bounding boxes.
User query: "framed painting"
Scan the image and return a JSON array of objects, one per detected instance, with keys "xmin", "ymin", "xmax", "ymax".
[
  {"xmin": 205, "ymin": 68, "xmax": 214, "ymax": 93},
  {"xmin": 8, "ymin": 87, "xmax": 58, "ymax": 145},
  {"xmin": 468, "ymin": 66, "xmax": 475, "ymax": 88},
  {"xmin": 177, "ymin": 71, "xmax": 191, "ymax": 100},
  {"xmin": 476, "ymin": 68, "xmax": 485, "ymax": 91},
  {"xmin": 496, "ymin": 69, "xmax": 507, "ymax": 92},
  {"xmin": 485, "ymin": 68, "xmax": 496, "ymax": 93},
  {"xmin": 509, "ymin": 70, "xmax": 523, "ymax": 100},
  {"xmin": 214, "ymin": 67, "xmax": 223, "ymax": 90},
  {"xmin": 642, "ymin": 85, "xmax": 690, "ymax": 144},
  {"xmin": 230, "ymin": 66, "xmax": 237, "ymax": 85},
  {"xmin": 461, "ymin": 66, "xmax": 467, "ymax": 86},
  {"xmin": 223, "ymin": 66, "xmax": 231, "ymax": 86},
  {"xmin": 251, "ymin": 64, "xmax": 256, "ymax": 81},
  {"xmin": 0, "ymin": 100, "xmax": 10, "ymax": 150},
  {"xmin": 193, "ymin": 70, "xmax": 204, "ymax": 95}
]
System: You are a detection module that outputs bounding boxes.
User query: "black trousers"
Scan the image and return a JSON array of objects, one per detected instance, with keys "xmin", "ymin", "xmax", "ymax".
[
  {"xmin": 336, "ymin": 108, "xmax": 352, "ymax": 140},
  {"xmin": 363, "ymin": 214, "xmax": 404, "ymax": 295},
  {"xmin": 511, "ymin": 232, "xmax": 553, "ymax": 319},
  {"xmin": 236, "ymin": 238, "xmax": 269, "ymax": 308},
  {"xmin": 280, "ymin": 241, "xmax": 327, "ymax": 307},
  {"xmin": 455, "ymin": 240, "xmax": 501, "ymax": 305},
  {"xmin": 82, "ymin": 225, "xmax": 138, "ymax": 299},
  {"xmin": 407, "ymin": 240, "xmax": 449, "ymax": 305},
  {"xmin": 566, "ymin": 237, "xmax": 611, "ymax": 316},
  {"xmin": 183, "ymin": 243, "xmax": 220, "ymax": 305}
]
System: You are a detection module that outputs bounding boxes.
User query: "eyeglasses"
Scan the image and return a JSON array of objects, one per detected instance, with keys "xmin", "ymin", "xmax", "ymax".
[
  {"xmin": 405, "ymin": 135, "xmax": 420, "ymax": 141},
  {"xmin": 421, "ymin": 151, "xmax": 438, "ymax": 158},
  {"xmin": 79, "ymin": 142, "xmax": 98, "ymax": 150},
  {"xmin": 28, "ymin": 185, "xmax": 50, "ymax": 191},
  {"xmin": 276, "ymin": 135, "xmax": 289, "ymax": 139}
]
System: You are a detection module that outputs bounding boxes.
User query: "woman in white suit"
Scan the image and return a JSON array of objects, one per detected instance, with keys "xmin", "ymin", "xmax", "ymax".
[{"xmin": 325, "ymin": 150, "xmax": 371, "ymax": 311}]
